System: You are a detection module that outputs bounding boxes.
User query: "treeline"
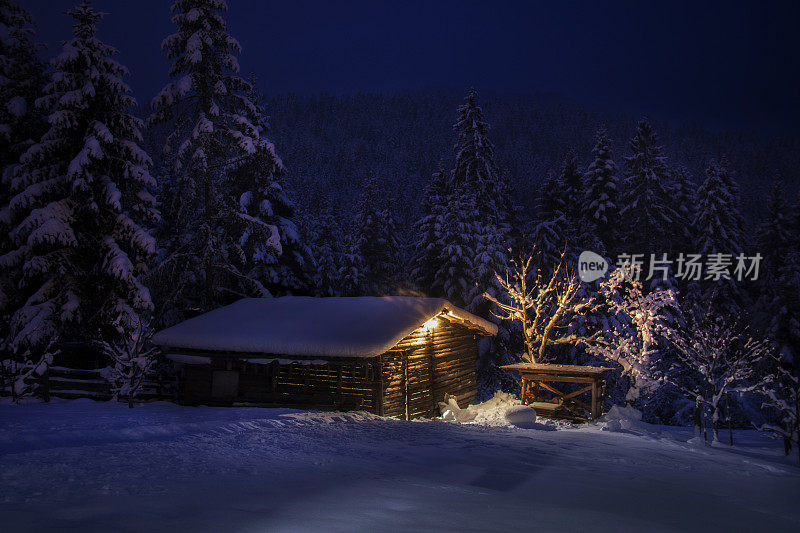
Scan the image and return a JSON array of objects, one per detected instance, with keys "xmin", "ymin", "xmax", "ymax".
[
  {"xmin": 0, "ymin": 0, "xmax": 797, "ymax": 451},
  {"xmin": 264, "ymin": 90, "xmax": 800, "ymax": 229}
]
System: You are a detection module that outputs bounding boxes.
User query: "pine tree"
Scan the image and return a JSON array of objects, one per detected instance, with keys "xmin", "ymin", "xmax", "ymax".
[
  {"xmin": 228, "ymin": 77, "xmax": 312, "ymax": 297},
  {"xmin": 449, "ymin": 89, "xmax": 519, "ymax": 397},
  {"xmin": 758, "ymin": 179, "xmax": 793, "ymax": 273},
  {"xmin": 149, "ymin": 0, "xmax": 306, "ymax": 323},
  {"xmin": 693, "ymin": 160, "xmax": 744, "ymax": 256},
  {"xmin": 354, "ymin": 176, "xmax": 399, "ymax": 295},
  {"xmin": 665, "ymin": 166, "xmax": 697, "ymax": 255},
  {"xmin": 693, "ymin": 160, "xmax": 747, "ymax": 314},
  {"xmin": 559, "ymin": 152, "xmax": 585, "ymax": 241},
  {"xmin": 452, "ymin": 88, "xmax": 499, "ymax": 207},
  {"xmin": 756, "ymin": 180, "xmax": 800, "ymax": 366},
  {"xmin": 451, "ymin": 89, "xmax": 513, "ymax": 308},
  {"xmin": 583, "ymin": 127, "xmax": 620, "ymax": 254},
  {"xmin": 436, "ymin": 188, "xmax": 477, "ymax": 308},
  {"xmin": 1, "ymin": 2, "xmax": 157, "ymax": 397},
  {"xmin": 306, "ymin": 199, "xmax": 342, "ymax": 296},
  {"xmin": 0, "ymin": 0, "xmax": 48, "ymax": 392},
  {"xmin": 532, "ymin": 170, "xmax": 570, "ymax": 273},
  {"xmin": 620, "ymin": 119, "xmax": 680, "ymax": 255},
  {"xmin": 339, "ymin": 233, "xmax": 366, "ymax": 297},
  {"xmin": 0, "ymin": 0, "xmax": 47, "ymax": 183},
  {"xmin": 537, "ymin": 170, "xmax": 569, "ymax": 222},
  {"xmin": 410, "ymin": 162, "xmax": 449, "ymax": 296}
]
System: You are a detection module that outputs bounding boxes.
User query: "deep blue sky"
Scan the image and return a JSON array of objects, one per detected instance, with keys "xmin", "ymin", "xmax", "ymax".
[{"xmin": 20, "ymin": 0, "xmax": 800, "ymax": 139}]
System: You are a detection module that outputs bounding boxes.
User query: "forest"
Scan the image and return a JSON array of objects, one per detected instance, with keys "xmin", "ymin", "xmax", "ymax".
[{"xmin": 1, "ymin": 0, "xmax": 799, "ymax": 459}]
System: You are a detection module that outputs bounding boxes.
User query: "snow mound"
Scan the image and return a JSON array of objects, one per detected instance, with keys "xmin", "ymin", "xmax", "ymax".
[
  {"xmin": 438, "ymin": 392, "xmax": 541, "ymax": 429},
  {"xmin": 438, "ymin": 397, "xmax": 476, "ymax": 423},
  {"xmin": 504, "ymin": 405, "xmax": 538, "ymax": 428},
  {"xmin": 601, "ymin": 405, "xmax": 647, "ymax": 432}
]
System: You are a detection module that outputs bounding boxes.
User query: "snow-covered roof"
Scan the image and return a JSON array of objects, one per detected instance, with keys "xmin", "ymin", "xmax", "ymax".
[{"xmin": 152, "ymin": 296, "xmax": 497, "ymax": 359}]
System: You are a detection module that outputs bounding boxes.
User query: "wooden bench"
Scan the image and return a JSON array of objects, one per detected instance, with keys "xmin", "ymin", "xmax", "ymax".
[{"xmin": 501, "ymin": 363, "xmax": 613, "ymax": 421}]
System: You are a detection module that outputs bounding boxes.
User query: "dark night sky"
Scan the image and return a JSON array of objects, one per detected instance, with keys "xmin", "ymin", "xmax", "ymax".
[{"xmin": 19, "ymin": 0, "xmax": 800, "ymax": 139}]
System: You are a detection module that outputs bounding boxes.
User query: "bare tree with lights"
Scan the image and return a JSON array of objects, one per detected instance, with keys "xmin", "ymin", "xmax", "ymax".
[
  {"xmin": 485, "ymin": 251, "xmax": 592, "ymax": 365},
  {"xmin": 672, "ymin": 305, "xmax": 773, "ymax": 443},
  {"xmin": 487, "ymin": 252, "xmax": 679, "ymax": 404}
]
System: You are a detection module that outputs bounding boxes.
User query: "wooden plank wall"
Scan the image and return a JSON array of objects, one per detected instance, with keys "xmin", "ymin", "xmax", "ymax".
[
  {"xmin": 183, "ymin": 359, "xmax": 381, "ymax": 412},
  {"xmin": 382, "ymin": 318, "xmax": 479, "ymax": 419}
]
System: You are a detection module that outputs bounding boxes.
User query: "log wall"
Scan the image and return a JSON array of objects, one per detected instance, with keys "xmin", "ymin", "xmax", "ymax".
[
  {"xmin": 381, "ymin": 318, "xmax": 479, "ymax": 419},
  {"xmin": 182, "ymin": 359, "xmax": 381, "ymax": 412},
  {"xmin": 177, "ymin": 316, "xmax": 480, "ymax": 418}
]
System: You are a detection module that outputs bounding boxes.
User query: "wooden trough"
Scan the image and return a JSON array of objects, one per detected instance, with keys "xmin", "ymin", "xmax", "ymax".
[
  {"xmin": 153, "ymin": 297, "xmax": 497, "ymax": 420},
  {"xmin": 501, "ymin": 363, "xmax": 613, "ymax": 421}
]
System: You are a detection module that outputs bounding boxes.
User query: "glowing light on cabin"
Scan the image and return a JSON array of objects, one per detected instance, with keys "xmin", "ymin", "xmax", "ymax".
[{"xmin": 422, "ymin": 317, "xmax": 439, "ymax": 332}]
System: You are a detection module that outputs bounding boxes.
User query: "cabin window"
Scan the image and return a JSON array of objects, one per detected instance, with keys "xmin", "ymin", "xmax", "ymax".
[{"xmin": 211, "ymin": 370, "xmax": 239, "ymax": 399}]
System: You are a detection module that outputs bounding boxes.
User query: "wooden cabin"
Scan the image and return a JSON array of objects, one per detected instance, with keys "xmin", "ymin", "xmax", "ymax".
[{"xmin": 152, "ymin": 297, "xmax": 497, "ymax": 419}]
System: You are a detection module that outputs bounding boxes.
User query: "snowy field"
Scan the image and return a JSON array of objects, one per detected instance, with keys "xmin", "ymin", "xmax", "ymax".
[{"xmin": 1, "ymin": 399, "xmax": 798, "ymax": 532}]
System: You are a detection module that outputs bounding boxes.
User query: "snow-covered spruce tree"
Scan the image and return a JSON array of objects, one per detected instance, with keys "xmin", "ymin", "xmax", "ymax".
[
  {"xmin": 532, "ymin": 170, "xmax": 570, "ymax": 274},
  {"xmin": 755, "ymin": 180, "xmax": 800, "ymax": 375},
  {"xmin": 450, "ymin": 89, "xmax": 517, "ymax": 396},
  {"xmin": 558, "ymin": 152, "xmax": 586, "ymax": 246},
  {"xmin": 451, "ymin": 89, "xmax": 499, "ymax": 215},
  {"xmin": 354, "ymin": 176, "xmax": 399, "ymax": 295},
  {"xmin": 1, "ymin": 3, "xmax": 157, "ymax": 399},
  {"xmin": 339, "ymin": 233, "xmax": 366, "ymax": 297},
  {"xmin": 410, "ymin": 162, "xmax": 449, "ymax": 296},
  {"xmin": 537, "ymin": 167, "xmax": 570, "ymax": 222},
  {"xmin": 0, "ymin": 0, "xmax": 48, "ymax": 396},
  {"xmin": 306, "ymin": 199, "xmax": 343, "ymax": 296},
  {"xmin": 668, "ymin": 166, "xmax": 697, "ymax": 248},
  {"xmin": 451, "ymin": 89, "xmax": 512, "ymax": 308},
  {"xmin": 757, "ymin": 179, "xmax": 793, "ymax": 279},
  {"xmin": 150, "ymin": 0, "xmax": 308, "ymax": 323},
  {"xmin": 436, "ymin": 187, "xmax": 477, "ymax": 309},
  {"xmin": 620, "ymin": 119, "xmax": 680, "ymax": 255},
  {"xmin": 227, "ymin": 77, "xmax": 313, "ymax": 297},
  {"xmin": 0, "ymin": 0, "xmax": 47, "ymax": 187},
  {"xmin": 694, "ymin": 160, "xmax": 744, "ymax": 256},
  {"xmin": 692, "ymin": 160, "xmax": 747, "ymax": 315},
  {"xmin": 583, "ymin": 127, "xmax": 620, "ymax": 256}
]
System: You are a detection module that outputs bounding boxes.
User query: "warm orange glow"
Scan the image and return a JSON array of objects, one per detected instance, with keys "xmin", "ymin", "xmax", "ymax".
[{"xmin": 422, "ymin": 317, "xmax": 439, "ymax": 332}]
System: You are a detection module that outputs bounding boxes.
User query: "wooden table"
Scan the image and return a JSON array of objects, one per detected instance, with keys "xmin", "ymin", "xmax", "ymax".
[{"xmin": 501, "ymin": 363, "xmax": 613, "ymax": 421}]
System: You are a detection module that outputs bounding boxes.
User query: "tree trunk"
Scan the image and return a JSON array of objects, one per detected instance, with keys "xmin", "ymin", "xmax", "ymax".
[
  {"xmin": 693, "ymin": 396, "xmax": 702, "ymax": 439},
  {"xmin": 726, "ymin": 392, "xmax": 733, "ymax": 446},
  {"xmin": 712, "ymin": 404, "xmax": 720, "ymax": 443},
  {"xmin": 128, "ymin": 368, "xmax": 135, "ymax": 409},
  {"xmin": 10, "ymin": 361, "xmax": 18, "ymax": 404}
]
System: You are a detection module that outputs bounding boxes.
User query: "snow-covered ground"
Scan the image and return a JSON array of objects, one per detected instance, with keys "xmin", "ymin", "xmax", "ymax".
[{"xmin": 1, "ymin": 399, "xmax": 798, "ymax": 532}]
